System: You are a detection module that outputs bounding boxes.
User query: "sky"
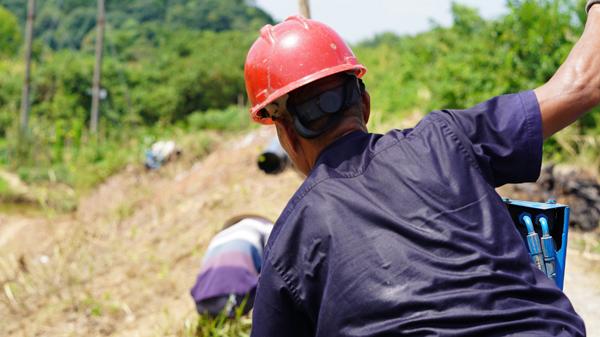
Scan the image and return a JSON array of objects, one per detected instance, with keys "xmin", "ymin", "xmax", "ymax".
[{"xmin": 253, "ymin": 0, "xmax": 508, "ymax": 43}]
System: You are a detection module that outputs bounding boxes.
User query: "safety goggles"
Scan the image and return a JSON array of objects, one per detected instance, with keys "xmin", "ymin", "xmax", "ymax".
[{"xmin": 288, "ymin": 76, "xmax": 363, "ymax": 138}]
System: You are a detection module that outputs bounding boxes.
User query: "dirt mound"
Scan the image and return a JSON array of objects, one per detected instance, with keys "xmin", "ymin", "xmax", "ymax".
[{"xmin": 500, "ymin": 164, "xmax": 600, "ymax": 230}]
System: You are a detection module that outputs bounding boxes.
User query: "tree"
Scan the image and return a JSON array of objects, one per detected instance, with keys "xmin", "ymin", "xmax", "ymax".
[
  {"xmin": 0, "ymin": 5, "xmax": 21, "ymax": 57},
  {"xmin": 450, "ymin": 3, "xmax": 485, "ymax": 34},
  {"xmin": 0, "ymin": 0, "xmax": 273, "ymax": 50}
]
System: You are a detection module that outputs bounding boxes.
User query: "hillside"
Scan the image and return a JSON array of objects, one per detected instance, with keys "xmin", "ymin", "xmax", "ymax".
[{"xmin": 0, "ymin": 127, "xmax": 302, "ymax": 336}]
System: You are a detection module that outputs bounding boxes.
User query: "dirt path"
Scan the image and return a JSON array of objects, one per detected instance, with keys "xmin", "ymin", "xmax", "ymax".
[
  {"xmin": 1, "ymin": 127, "xmax": 599, "ymax": 336},
  {"xmin": 563, "ymin": 237, "xmax": 600, "ymax": 337}
]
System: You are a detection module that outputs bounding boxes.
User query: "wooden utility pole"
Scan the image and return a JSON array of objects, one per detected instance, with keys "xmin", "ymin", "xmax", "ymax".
[
  {"xmin": 298, "ymin": 0, "xmax": 311, "ymax": 18},
  {"xmin": 19, "ymin": 0, "xmax": 35, "ymax": 136},
  {"xmin": 90, "ymin": 0, "xmax": 105, "ymax": 134}
]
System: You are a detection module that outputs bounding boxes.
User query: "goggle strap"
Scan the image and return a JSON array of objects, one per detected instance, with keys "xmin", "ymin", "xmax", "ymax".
[
  {"xmin": 292, "ymin": 76, "xmax": 362, "ymax": 138},
  {"xmin": 293, "ymin": 112, "xmax": 344, "ymax": 139}
]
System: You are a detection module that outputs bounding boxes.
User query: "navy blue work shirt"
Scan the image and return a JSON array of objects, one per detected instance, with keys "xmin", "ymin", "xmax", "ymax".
[{"xmin": 251, "ymin": 91, "xmax": 586, "ymax": 337}]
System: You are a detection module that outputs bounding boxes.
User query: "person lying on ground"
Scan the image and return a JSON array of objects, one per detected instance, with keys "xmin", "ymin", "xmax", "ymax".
[
  {"xmin": 241, "ymin": 1, "xmax": 600, "ymax": 336},
  {"xmin": 190, "ymin": 214, "xmax": 273, "ymax": 317}
]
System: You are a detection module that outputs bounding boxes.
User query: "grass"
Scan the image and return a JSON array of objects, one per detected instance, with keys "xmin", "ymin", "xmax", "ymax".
[
  {"xmin": 0, "ymin": 105, "xmax": 252, "ymax": 214},
  {"xmin": 184, "ymin": 301, "xmax": 252, "ymax": 337},
  {"xmin": 0, "ymin": 118, "xmax": 276, "ymax": 337},
  {"xmin": 192, "ymin": 315, "xmax": 251, "ymax": 337},
  {"xmin": 0, "ymin": 175, "xmax": 13, "ymax": 199},
  {"xmin": 187, "ymin": 105, "xmax": 252, "ymax": 132},
  {"xmin": 570, "ymin": 231, "xmax": 600, "ymax": 257},
  {"xmin": 548, "ymin": 124, "xmax": 600, "ymax": 175}
]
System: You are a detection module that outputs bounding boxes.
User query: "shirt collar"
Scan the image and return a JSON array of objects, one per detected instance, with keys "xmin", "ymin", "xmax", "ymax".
[{"xmin": 313, "ymin": 130, "xmax": 369, "ymax": 169}]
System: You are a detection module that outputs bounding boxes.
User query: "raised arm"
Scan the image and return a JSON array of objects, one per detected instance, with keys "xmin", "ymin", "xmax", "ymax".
[{"xmin": 534, "ymin": 3, "xmax": 600, "ymax": 139}]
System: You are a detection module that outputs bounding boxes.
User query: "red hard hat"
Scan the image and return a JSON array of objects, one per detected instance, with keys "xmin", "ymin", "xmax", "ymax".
[{"xmin": 244, "ymin": 15, "xmax": 367, "ymax": 124}]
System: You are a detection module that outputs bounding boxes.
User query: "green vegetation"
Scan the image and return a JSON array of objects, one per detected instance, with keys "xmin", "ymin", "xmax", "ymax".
[
  {"xmin": 0, "ymin": 175, "xmax": 12, "ymax": 198},
  {"xmin": 0, "ymin": 0, "xmax": 267, "ymax": 207},
  {"xmin": 356, "ymin": 0, "xmax": 598, "ymax": 164},
  {"xmin": 2, "ymin": 0, "xmax": 596, "ymax": 205},
  {"xmin": 357, "ymin": 0, "xmax": 585, "ymax": 115},
  {"xmin": 191, "ymin": 315, "xmax": 252, "ymax": 337},
  {"xmin": 184, "ymin": 301, "xmax": 252, "ymax": 337},
  {"xmin": 0, "ymin": 0, "xmax": 272, "ymax": 49},
  {"xmin": 0, "ymin": 5, "xmax": 20, "ymax": 57}
]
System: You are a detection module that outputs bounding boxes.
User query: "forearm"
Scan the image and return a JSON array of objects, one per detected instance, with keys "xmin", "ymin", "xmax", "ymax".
[{"xmin": 534, "ymin": 6, "xmax": 600, "ymax": 139}]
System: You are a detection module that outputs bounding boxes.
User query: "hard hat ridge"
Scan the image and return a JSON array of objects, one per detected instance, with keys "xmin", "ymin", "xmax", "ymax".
[{"xmin": 259, "ymin": 24, "xmax": 276, "ymax": 45}]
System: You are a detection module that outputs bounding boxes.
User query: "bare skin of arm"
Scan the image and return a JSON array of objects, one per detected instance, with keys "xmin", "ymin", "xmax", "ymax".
[{"xmin": 534, "ymin": 5, "xmax": 600, "ymax": 139}]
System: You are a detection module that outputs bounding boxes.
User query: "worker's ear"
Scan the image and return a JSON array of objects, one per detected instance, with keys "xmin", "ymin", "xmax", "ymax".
[
  {"xmin": 275, "ymin": 120, "xmax": 300, "ymax": 158},
  {"xmin": 276, "ymin": 119, "xmax": 312, "ymax": 175},
  {"xmin": 285, "ymin": 122, "xmax": 302, "ymax": 155},
  {"xmin": 361, "ymin": 90, "xmax": 371, "ymax": 124}
]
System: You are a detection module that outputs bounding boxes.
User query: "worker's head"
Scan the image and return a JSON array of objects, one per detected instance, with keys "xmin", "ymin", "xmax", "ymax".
[{"xmin": 244, "ymin": 16, "xmax": 370, "ymax": 175}]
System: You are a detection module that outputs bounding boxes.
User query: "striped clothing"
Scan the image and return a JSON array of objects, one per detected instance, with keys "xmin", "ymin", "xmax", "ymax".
[{"xmin": 191, "ymin": 217, "xmax": 273, "ymax": 304}]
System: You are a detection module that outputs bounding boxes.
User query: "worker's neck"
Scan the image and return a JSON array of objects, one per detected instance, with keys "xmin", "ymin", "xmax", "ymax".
[{"xmin": 301, "ymin": 121, "xmax": 367, "ymax": 172}]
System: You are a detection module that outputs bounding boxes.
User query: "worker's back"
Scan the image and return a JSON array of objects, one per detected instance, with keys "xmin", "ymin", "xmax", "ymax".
[
  {"xmin": 251, "ymin": 92, "xmax": 585, "ymax": 337},
  {"xmin": 191, "ymin": 216, "xmax": 273, "ymax": 317}
]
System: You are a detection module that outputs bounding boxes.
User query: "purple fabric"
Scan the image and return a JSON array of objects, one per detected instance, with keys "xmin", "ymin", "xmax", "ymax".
[
  {"xmin": 191, "ymin": 266, "xmax": 258, "ymax": 302},
  {"xmin": 251, "ymin": 91, "xmax": 585, "ymax": 337},
  {"xmin": 191, "ymin": 221, "xmax": 268, "ymax": 305},
  {"xmin": 200, "ymin": 250, "xmax": 258, "ymax": 275}
]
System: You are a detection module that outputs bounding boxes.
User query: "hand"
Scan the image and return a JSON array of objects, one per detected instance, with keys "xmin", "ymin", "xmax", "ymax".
[{"xmin": 587, "ymin": 0, "xmax": 600, "ymax": 13}]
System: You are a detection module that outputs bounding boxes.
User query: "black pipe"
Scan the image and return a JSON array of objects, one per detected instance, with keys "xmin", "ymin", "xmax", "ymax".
[{"xmin": 258, "ymin": 137, "xmax": 289, "ymax": 174}]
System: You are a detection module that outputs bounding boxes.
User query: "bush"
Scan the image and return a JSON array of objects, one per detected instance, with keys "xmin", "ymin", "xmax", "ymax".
[
  {"xmin": 0, "ymin": 175, "xmax": 13, "ymax": 199},
  {"xmin": 0, "ymin": 5, "xmax": 20, "ymax": 57},
  {"xmin": 187, "ymin": 106, "xmax": 250, "ymax": 132},
  {"xmin": 356, "ymin": 0, "xmax": 587, "ymax": 115},
  {"xmin": 355, "ymin": 0, "xmax": 599, "ymax": 170}
]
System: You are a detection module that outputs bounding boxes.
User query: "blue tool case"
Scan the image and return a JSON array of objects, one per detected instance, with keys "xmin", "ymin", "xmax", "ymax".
[{"xmin": 503, "ymin": 198, "xmax": 570, "ymax": 290}]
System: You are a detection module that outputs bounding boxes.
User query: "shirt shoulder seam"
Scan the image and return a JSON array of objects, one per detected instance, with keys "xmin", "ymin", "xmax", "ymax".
[{"xmin": 430, "ymin": 112, "xmax": 488, "ymax": 180}]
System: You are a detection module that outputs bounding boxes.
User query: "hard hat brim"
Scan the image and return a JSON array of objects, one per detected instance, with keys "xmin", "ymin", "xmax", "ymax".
[{"xmin": 250, "ymin": 64, "xmax": 367, "ymax": 124}]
